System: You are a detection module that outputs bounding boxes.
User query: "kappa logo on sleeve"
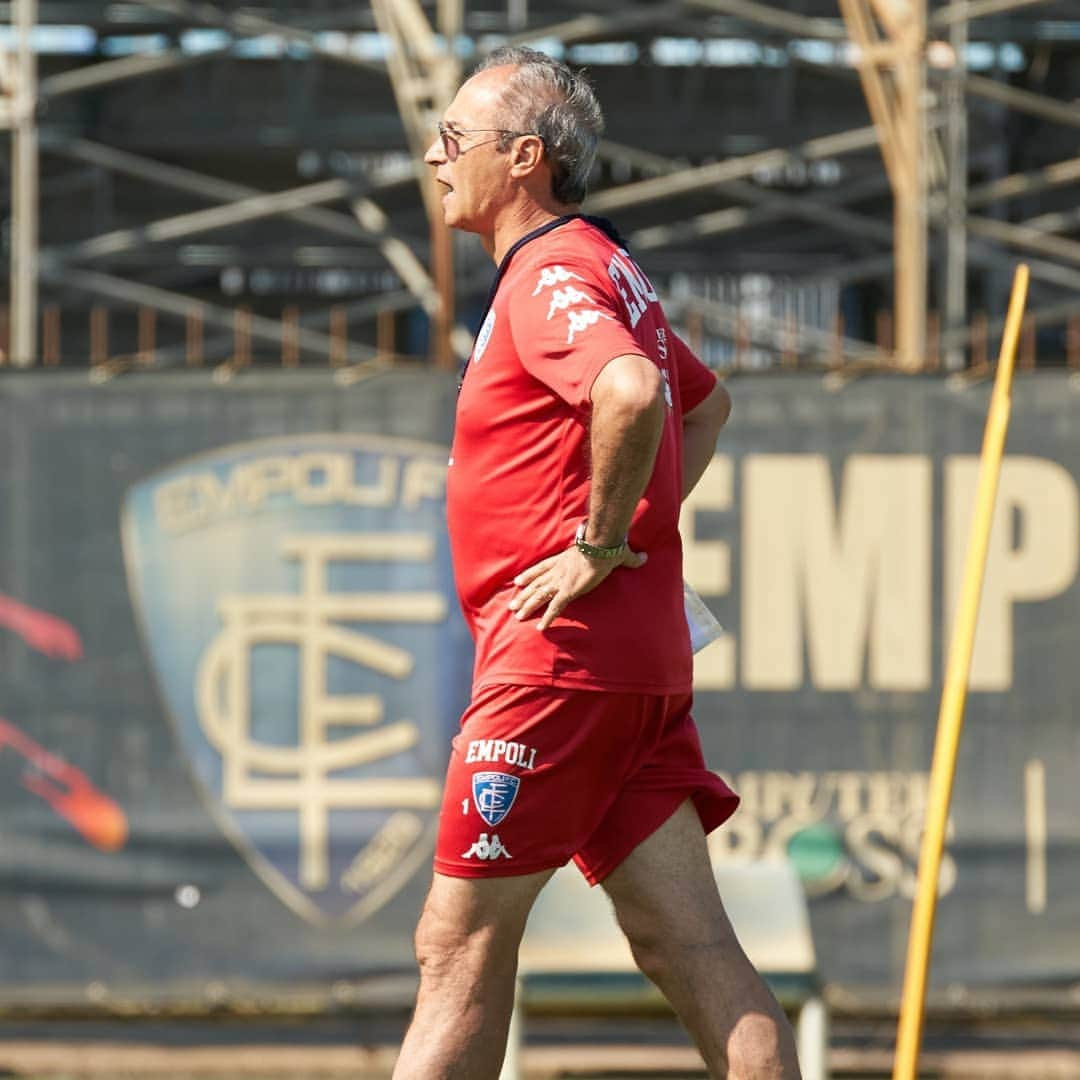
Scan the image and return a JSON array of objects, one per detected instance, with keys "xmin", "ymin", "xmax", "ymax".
[
  {"xmin": 545, "ymin": 285, "xmax": 592, "ymax": 322},
  {"xmin": 462, "ymin": 832, "xmax": 513, "ymax": 860},
  {"xmin": 530, "ymin": 264, "xmax": 615, "ymax": 345},
  {"xmin": 471, "ymin": 771, "xmax": 520, "ymax": 827},
  {"xmin": 531, "ymin": 265, "xmax": 586, "ymax": 296},
  {"xmin": 566, "ymin": 308, "xmax": 614, "ymax": 344}
]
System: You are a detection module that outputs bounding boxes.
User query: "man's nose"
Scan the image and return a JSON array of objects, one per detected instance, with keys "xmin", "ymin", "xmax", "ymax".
[{"xmin": 424, "ymin": 135, "xmax": 445, "ymax": 165}]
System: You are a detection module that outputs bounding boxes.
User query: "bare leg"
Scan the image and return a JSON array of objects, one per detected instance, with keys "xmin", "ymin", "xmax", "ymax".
[
  {"xmin": 392, "ymin": 868, "xmax": 554, "ymax": 1080},
  {"xmin": 602, "ymin": 801, "xmax": 802, "ymax": 1079}
]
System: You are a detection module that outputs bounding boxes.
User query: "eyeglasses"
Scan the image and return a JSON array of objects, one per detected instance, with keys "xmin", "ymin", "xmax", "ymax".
[{"xmin": 437, "ymin": 121, "xmax": 540, "ymax": 162}]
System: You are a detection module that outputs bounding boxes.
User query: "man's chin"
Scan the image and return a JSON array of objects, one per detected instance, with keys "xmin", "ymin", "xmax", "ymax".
[{"xmin": 441, "ymin": 208, "xmax": 480, "ymax": 235}]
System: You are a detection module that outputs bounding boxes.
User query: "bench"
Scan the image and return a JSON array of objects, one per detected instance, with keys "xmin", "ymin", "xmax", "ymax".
[{"xmin": 501, "ymin": 858, "xmax": 828, "ymax": 1080}]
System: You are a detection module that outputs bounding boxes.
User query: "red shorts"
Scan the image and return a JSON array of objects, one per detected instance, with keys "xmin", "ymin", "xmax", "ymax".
[{"xmin": 433, "ymin": 683, "xmax": 739, "ymax": 885}]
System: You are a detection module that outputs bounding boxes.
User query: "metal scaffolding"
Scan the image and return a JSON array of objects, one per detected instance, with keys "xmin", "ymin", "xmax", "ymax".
[
  {"xmin": 1, "ymin": 1, "xmax": 1078, "ymax": 371},
  {"xmin": 3, "ymin": 0, "xmax": 37, "ymax": 367},
  {"xmin": 371, "ymin": 0, "xmax": 465, "ymax": 367},
  {"xmin": 837, "ymin": 0, "xmax": 927, "ymax": 372}
]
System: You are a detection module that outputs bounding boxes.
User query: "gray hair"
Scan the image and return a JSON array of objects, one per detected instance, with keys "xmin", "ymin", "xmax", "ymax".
[{"xmin": 473, "ymin": 45, "xmax": 604, "ymax": 205}]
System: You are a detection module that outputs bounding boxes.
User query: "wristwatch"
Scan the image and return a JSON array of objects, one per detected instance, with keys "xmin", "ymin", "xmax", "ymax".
[{"xmin": 574, "ymin": 520, "xmax": 627, "ymax": 560}]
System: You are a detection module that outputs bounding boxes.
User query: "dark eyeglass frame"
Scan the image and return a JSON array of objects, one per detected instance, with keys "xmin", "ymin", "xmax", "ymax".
[{"xmin": 437, "ymin": 120, "xmax": 541, "ymax": 161}]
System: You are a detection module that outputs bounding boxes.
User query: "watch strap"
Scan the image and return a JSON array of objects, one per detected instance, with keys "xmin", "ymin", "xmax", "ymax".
[{"xmin": 574, "ymin": 520, "xmax": 627, "ymax": 560}]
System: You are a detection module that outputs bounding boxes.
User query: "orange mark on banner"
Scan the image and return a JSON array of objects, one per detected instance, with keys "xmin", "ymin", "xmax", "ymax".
[
  {"xmin": 0, "ymin": 718, "xmax": 129, "ymax": 852},
  {"xmin": 0, "ymin": 595, "xmax": 84, "ymax": 661}
]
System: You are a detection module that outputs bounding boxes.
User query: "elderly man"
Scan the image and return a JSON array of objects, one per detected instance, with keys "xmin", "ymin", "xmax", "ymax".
[{"xmin": 392, "ymin": 46, "xmax": 801, "ymax": 1080}]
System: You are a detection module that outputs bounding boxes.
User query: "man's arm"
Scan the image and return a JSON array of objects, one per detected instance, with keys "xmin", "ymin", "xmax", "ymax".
[
  {"xmin": 583, "ymin": 353, "xmax": 666, "ymax": 547},
  {"xmin": 682, "ymin": 379, "xmax": 731, "ymax": 500},
  {"xmin": 508, "ymin": 353, "xmax": 664, "ymax": 630}
]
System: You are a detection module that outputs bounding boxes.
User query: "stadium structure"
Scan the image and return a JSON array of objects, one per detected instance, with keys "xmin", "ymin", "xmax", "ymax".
[{"xmin": 0, "ymin": 0, "xmax": 1078, "ymax": 373}]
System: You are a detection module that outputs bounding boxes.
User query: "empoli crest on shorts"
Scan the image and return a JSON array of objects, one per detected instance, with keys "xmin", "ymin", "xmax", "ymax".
[
  {"xmin": 472, "ymin": 771, "xmax": 520, "ymax": 828},
  {"xmin": 121, "ymin": 434, "xmax": 472, "ymax": 926}
]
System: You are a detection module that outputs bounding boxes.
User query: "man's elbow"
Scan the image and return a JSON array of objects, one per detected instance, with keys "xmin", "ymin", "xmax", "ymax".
[
  {"xmin": 592, "ymin": 354, "xmax": 666, "ymax": 423},
  {"xmin": 625, "ymin": 364, "xmax": 666, "ymax": 422},
  {"xmin": 689, "ymin": 380, "xmax": 732, "ymax": 432},
  {"xmin": 712, "ymin": 381, "xmax": 732, "ymax": 427}
]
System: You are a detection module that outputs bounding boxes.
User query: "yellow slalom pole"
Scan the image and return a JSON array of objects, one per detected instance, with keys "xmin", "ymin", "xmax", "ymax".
[{"xmin": 892, "ymin": 262, "xmax": 1030, "ymax": 1080}]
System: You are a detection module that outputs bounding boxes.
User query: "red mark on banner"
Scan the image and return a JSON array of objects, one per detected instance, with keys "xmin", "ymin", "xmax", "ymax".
[
  {"xmin": 0, "ymin": 718, "xmax": 128, "ymax": 852},
  {"xmin": 0, "ymin": 595, "xmax": 84, "ymax": 661}
]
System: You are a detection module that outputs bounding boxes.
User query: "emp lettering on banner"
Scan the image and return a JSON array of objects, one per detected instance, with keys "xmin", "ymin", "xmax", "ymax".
[{"xmin": 683, "ymin": 453, "xmax": 1079, "ymax": 693}]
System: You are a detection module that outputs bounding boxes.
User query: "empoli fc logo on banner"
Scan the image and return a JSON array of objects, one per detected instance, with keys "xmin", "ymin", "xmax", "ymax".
[{"xmin": 122, "ymin": 435, "xmax": 470, "ymax": 926}]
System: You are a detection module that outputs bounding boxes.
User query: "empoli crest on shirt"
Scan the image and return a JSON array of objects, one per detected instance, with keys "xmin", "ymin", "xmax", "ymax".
[{"xmin": 121, "ymin": 434, "xmax": 471, "ymax": 926}]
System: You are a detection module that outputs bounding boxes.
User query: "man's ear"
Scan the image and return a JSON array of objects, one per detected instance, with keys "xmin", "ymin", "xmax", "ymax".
[{"xmin": 509, "ymin": 134, "xmax": 546, "ymax": 178}]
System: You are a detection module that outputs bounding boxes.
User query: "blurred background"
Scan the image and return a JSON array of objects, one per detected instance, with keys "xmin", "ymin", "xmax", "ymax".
[{"xmin": 0, "ymin": 1, "xmax": 1078, "ymax": 1077}]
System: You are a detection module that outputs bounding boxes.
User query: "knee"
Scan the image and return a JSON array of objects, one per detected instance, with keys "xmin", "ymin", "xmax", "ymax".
[
  {"xmin": 619, "ymin": 918, "xmax": 674, "ymax": 986},
  {"xmin": 412, "ymin": 904, "xmax": 506, "ymax": 986},
  {"xmin": 727, "ymin": 1010, "xmax": 796, "ymax": 1080},
  {"xmin": 617, "ymin": 898, "xmax": 722, "ymax": 987},
  {"xmin": 414, "ymin": 906, "xmax": 472, "ymax": 974}
]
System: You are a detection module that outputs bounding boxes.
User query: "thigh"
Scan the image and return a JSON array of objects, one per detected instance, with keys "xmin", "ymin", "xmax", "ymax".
[
  {"xmin": 434, "ymin": 684, "xmax": 656, "ymax": 880},
  {"xmin": 600, "ymin": 798, "xmax": 739, "ymax": 948}
]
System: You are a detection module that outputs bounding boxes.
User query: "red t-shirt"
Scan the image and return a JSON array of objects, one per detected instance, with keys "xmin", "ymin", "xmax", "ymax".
[{"xmin": 446, "ymin": 217, "xmax": 717, "ymax": 694}]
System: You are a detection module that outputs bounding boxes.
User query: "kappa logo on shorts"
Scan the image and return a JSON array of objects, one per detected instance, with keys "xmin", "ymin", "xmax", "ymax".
[
  {"xmin": 471, "ymin": 771, "xmax": 520, "ymax": 828},
  {"xmin": 462, "ymin": 832, "xmax": 512, "ymax": 860}
]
